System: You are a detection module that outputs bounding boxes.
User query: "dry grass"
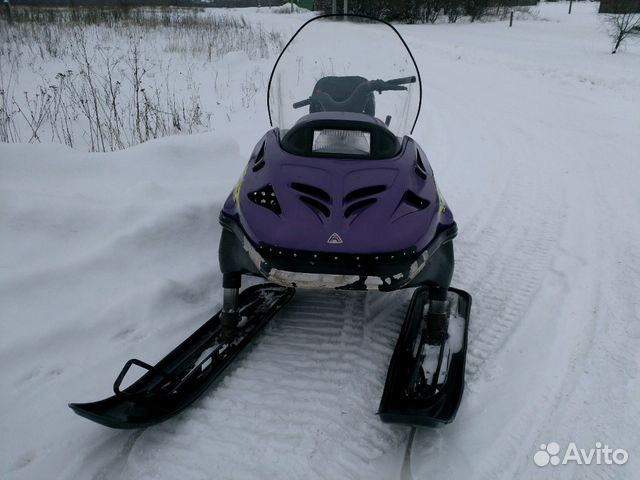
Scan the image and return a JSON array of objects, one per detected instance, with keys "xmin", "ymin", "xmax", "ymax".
[{"xmin": 0, "ymin": 7, "xmax": 285, "ymax": 151}]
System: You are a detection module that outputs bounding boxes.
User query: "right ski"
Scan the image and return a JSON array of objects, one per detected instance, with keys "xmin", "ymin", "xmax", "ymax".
[
  {"xmin": 69, "ymin": 283, "xmax": 295, "ymax": 429},
  {"xmin": 378, "ymin": 286, "xmax": 471, "ymax": 427}
]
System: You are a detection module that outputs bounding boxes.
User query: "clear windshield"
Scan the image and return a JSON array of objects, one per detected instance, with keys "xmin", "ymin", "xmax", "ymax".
[{"xmin": 268, "ymin": 15, "xmax": 422, "ymax": 137}]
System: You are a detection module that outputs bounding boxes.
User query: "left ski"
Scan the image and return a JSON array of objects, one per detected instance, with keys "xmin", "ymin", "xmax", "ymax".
[{"xmin": 69, "ymin": 283, "xmax": 295, "ymax": 429}]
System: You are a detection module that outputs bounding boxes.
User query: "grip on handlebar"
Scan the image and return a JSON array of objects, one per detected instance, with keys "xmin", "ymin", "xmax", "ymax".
[
  {"xmin": 292, "ymin": 98, "xmax": 311, "ymax": 109},
  {"xmin": 387, "ymin": 76, "xmax": 417, "ymax": 85}
]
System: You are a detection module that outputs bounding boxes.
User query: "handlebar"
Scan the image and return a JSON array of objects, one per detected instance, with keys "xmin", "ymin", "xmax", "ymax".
[
  {"xmin": 292, "ymin": 98, "xmax": 312, "ymax": 109},
  {"xmin": 387, "ymin": 76, "xmax": 417, "ymax": 85},
  {"xmin": 292, "ymin": 75, "xmax": 417, "ymax": 110}
]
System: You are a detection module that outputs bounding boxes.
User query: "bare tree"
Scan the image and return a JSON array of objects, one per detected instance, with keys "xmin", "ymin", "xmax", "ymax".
[
  {"xmin": 606, "ymin": 11, "xmax": 640, "ymax": 53},
  {"xmin": 2, "ymin": 0, "xmax": 12, "ymax": 24},
  {"xmin": 444, "ymin": 0, "xmax": 463, "ymax": 23},
  {"xmin": 464, "ymin": 0, "xmax": 489, "ymax": 22}
]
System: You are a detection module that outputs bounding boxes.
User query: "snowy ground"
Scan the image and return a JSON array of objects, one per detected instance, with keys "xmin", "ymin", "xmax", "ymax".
[{"xmin": 1, "ymin": 3, "xmax": 640, "ymax": 479}]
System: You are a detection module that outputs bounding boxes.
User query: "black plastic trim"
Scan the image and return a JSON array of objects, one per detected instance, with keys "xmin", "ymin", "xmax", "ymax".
[{"xmin": 281, "ymin": 116, "xmax": 400, "ymax": 160}]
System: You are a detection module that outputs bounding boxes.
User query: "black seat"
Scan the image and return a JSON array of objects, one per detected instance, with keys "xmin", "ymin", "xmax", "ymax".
[{"xmin": 310, "ymin": 76, "xmax": 375, "ymax": 116}]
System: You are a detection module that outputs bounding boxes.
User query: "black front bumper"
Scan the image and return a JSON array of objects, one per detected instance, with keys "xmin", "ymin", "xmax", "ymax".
[{"xmin": 219, "ymin": 212, "xmax": 456, "ymax": 291}]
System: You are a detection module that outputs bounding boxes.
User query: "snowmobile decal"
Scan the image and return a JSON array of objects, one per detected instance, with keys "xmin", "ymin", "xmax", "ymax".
[
  {"xmin": 327, "ymin": 233, "xmax": 343, "ymax": 244},
  {"xmin": 436, "ymin": 184, "xmax": 447, "ymax": 215},
  {"xmin": 232, "ymin": 165, "xmax": 248, "ymax": 206},
  {"xmin": 439, "ymin": 198, "xmax": 447, "ymax": 215}
]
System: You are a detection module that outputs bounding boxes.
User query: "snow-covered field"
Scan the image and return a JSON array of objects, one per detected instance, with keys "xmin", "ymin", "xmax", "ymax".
[{"xmin": 1, "ymin": 3, "xmax": 640, "ymax": 479}]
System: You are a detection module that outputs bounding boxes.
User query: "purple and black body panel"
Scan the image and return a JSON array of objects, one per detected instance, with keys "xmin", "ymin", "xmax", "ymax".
[{"xmin": 219, "ymin": 112, "xmax": 456, "ymax": 291}]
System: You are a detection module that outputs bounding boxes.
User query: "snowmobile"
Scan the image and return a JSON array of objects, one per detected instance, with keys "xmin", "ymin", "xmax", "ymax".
[{"xmin": 69, "ymin": 14, "xmax": 471, "ymax": 429}]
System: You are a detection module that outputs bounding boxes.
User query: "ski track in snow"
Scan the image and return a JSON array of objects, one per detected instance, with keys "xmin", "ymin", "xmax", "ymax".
[
  {"xmin": 1, "ymin": 4, "xmax": 640, "ymax": 480},
  {"xmin": 401, "ymin": 12, "xmax": 640, "ymax": 476},
  {"xmin": 395, "ymin": 5, "xmax": 639, "ymax": 478},
  {"xmin": 399, "ymin": 37, "xmax": 569, "ymax": 480}
]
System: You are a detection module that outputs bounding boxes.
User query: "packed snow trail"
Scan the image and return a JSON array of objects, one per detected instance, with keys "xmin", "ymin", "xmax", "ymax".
[{"xmin": 1, "ymin": 4, "xmax": 639, "ymax": 480}]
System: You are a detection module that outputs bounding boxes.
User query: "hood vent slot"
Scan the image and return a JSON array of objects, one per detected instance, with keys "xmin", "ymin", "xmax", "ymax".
[
  {"xmin": 291, "ymin": 183, "xmax": 331, "ymax": 219},
  {"xmin": 415, "ymin": 150, "xmax": 427, "ymax": 180},
  {"xmin": 299, "ymin": 195, "xmax": 330, "ymax": 218},
  {"xmin": 403, "ymin": 190, "xmax": 430, "ymax": 210},
  {"xmin": 290, "ymin": 182, "xmax": 331, "ymax": 203},
  {"xmin": 252, "ymin": 143, "xmax": 266, "ymax": 172},
  {"xmin": 344, "ymin": 198, "xmax": 377, "ymax": 218},
  {"xmin": 344, "ymin": 185, "xmax": 386, "ymax": 203}
]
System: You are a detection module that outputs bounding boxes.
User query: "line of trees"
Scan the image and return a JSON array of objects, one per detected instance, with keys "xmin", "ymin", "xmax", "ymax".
[
  {"xmin": 315, "ymin": 0, "xmax": 537, "ymax": 23},
  {"xmin": 7, "ymin": 0, "xmax": 283, "ymax": 7}
]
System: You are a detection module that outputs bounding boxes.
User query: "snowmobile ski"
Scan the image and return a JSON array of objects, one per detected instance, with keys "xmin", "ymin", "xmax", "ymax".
[
  {"xmin": 69, "ymin": 284, "xmax": 294, "ymax": 429},
  {"xmin": 378, "ymin": 286, "xmax": 471, "ymax": 427}
]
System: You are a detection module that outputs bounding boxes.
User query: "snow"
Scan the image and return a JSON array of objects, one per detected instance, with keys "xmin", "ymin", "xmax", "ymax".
[{"xmin": 1, "ymin": 3, "xmax": 640, "ymax": 479}]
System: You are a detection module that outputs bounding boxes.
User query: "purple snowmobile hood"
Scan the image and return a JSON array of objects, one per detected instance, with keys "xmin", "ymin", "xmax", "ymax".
[{"xmin": 222, "ymin": 112, "xmax": 454, "ymax": 256}]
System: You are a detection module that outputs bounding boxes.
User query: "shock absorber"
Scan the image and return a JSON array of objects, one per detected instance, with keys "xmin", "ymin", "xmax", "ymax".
[{"xmin": 220, "ymin": 273, "xmax": 241, "ymax": 340}]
